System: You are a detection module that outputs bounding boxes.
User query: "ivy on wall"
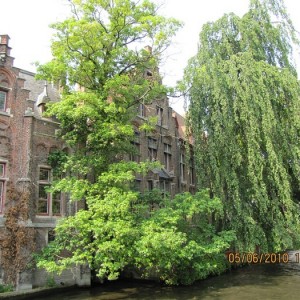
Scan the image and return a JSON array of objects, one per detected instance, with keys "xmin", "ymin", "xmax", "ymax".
[{"xmin": 0, "ymin": 183, "xmax": 35, "ymax": 286}]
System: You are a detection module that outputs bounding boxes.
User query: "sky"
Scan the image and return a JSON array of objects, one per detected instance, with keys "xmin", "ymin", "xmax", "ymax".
[{"xmin": 1, "ymin": 0, "xmax": 299, "ymax": 114}]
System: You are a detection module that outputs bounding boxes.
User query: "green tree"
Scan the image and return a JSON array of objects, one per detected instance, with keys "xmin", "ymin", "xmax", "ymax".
[
  {"xmin": 35, "ymin": 0, "xmax": 182, "ymax": 190},
  {"xmin": 182, "ymin": 0, "xmax": 300, "ymax": 252},
  {"xmin": 34, "ymin": 0, "xmax": 181, "ymax": 283},
  {"xmin": 37, "ymin": 163, "xmax": 235, "ymax": 285},
  {"xmin": 35, "ymin": 1, "xmax": 236, "ymax": 285}
]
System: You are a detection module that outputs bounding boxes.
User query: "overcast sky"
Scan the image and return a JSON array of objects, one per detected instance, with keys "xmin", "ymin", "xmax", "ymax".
[{"xmin": 1, "ymin": 0, "xmax": 299, "ymax": 114}]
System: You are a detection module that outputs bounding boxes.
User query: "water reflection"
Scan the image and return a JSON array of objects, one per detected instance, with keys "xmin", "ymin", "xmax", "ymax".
[{"xmin": 38, "ymin": 258, "xmax": 300, "ymax": 300}]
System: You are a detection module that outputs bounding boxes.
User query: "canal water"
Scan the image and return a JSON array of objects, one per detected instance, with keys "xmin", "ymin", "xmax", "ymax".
[{"xmin": 38, "ymin": 255, "xmax": 300, "ymax": 300}]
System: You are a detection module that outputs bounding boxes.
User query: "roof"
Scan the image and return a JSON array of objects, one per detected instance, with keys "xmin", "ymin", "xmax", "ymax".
[
  {"xmin": 36, "ymin": 82, "xmax": 50, "ymax": 107},
  {"xmin": 172, "ymin": 111, "xmax": 186, "ymax": 139},
  {"xmin": 19, "ymin": 70, "xmax": 60, "ymax": 104},
  {"xmin": 152, "ymin": 168, "xmax": 173, "ymax": 180},
  {"xmin": 172, "ymin": 110, "xmax": 194, "ymax": 144}
]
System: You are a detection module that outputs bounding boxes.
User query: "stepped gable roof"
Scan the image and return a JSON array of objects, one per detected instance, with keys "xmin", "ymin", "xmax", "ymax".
[
  {"xmin": 172, "ymin": 111, "xmax": 186, "ymax": 139},
  {"xmin": 172, "ymin": 110, "xmax": 194, "ymax": 145},
  {"xmin": 18, "ymin": 69, "xmax": 60, "ymax": 104}
]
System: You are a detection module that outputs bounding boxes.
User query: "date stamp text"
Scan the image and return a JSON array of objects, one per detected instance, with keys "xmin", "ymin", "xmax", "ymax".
[{"xmin": 227, "ymin": 252, "xmax": 300, "ymax": 264}]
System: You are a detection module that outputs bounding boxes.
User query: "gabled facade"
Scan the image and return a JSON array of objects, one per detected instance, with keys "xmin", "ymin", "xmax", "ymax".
[
  {"xmin": 0, "ymin": 35, "xmax": 195, "ymax": 290},
  {"xmin": 131, "ymin": 98, "xmax": 196, "ymax": 197}
]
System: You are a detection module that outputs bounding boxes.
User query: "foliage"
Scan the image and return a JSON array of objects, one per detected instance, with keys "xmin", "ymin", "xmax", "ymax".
[
  {"xmin": 46, "ymin": 275, "xmax": 57, "ymax": 288},
  {"xmin": 182, "ymin": 0, "xmax": 300, "ymax": 252},
  {"xmin": 0, "ymin": 184, "xmax": 35, "ymax": 287},
  {"xmin": 36, "ymin": 163, "xmax": 235, "ymax": 285},
  {"xmin": 134, "ymin": 190, "xmax": 235, "ymax": 285},
  {"xmin": 36, "ymin": 0, "xmax": 182, "ymax": 97},
  {"xmin": 48, "ymin": 149, "xmax": 68, "ymax": 177},
  {"xmin": 32, "ymin": 0, "xmax": 234, "ymax": 287},
  {"xmin": 0, "ymin": 284, "xmax": 14, "ymax": 293},
  {"xmin": 37, "ymin": 0, "xmax": 183, "ymax": 188}
]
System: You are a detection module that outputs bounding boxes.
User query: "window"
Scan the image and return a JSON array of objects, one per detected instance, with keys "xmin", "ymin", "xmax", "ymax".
[
  {"xmin": 148, "ymin": 137, "xmax": 157, "ymax": 161},
  {"xmin": 52, "ymin": 191, "xmax": 61, "ymax": 215},
  {"xmin": 39, "ymin": 168, "xmax": 50, "ymax": 181},
  {"xmin": 164, "ymin": 143, "xmax": 172, "ymax": 170},
  {"xmin": 37, "ymin": 167, "xmax": 61, "ymax": 216},
  {"xmin": 0, "ymin": 163, "xmax": 6, "ymax": 213},
  {"xmin": 134, "ymin": 179, "xmax": 141, "ymax": 192},
  {"xmin": 0, "ymin": 91, "xmax": 7, "ymax": 111},
  {"xmin": 189, "ymin": 157, "xmax": 195, "ymax": 185},
  {"xmin": 180, "ymin": 153, "xmax": 185, "ymax": 182},
  {"xmin": 39, "ymin": 103, "xmax": 46, "ymax": 114},
  {"xmin": 156, "ymin": 106, "xmax": 163, "ymax": 126},
  {"xmin": 138, "ymin": 103, "xmax": 146, "ymax": 117},
  {"xmin": 148, "ymin": 180, "xmax": 153, "ymax": 191},
  {"xmin": 148, "ymin": 148, "xmax": 157, "ymax": 161},
  {"xmin": 148, "ymin": 137, "xmax": 157, "ymax": 149},
  {"xmin": 48, "ymin": 229, "xmax": 56, "ymax": 243},
  {"xmin": 159, "ymin": 180, "xmax": 170, "ymax": 195},
  {"xmin": 129, "ymin": 131, "xmax": 140, "ymax": 162},
  {"xmin": 38, "ymin": 183, "xmax": 49, "ymax": 213},
  {"xmin": 0, "ymin": 163, "xmax": 5, "ymax": 177}
]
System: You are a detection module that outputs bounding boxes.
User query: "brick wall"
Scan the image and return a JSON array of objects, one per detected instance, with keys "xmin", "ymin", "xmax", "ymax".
[
  {"xmin": 130, "ymin": 96, "xmax": 196, "ymax": 195},
  {"xmin": 0, "ymin": 35, "xmax": 79, "ymax": 289}
]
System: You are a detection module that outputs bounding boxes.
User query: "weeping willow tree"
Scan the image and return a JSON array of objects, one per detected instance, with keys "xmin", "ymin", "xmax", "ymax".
[{"xmin": 183, "ymin": 0, "xmax": 300, "ymax": 252}]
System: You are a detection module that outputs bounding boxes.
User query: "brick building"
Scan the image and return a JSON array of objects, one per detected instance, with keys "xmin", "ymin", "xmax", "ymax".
[
  {"xmin": 0, "ymin": 35, "xmax": 91, "ymax": 289},
  {"xmin": 130, "ymin": 98, "xmax": 196, "ymax": 196},
  {"xmin": 0, "ymin": 35, "xmax": 195, "ymax": 289}
]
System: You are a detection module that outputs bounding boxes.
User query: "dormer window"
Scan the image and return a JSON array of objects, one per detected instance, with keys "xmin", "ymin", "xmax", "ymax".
[
  {"xmin": 36, "ymin": 82, "xmax": 50, "ymax": 115},
  {"xmin": 0, "ymin": 90, "xmax": 7, "ymax": 111},
  {"xmin": 38, "ymin": 103, "xmax": 47, "ymax": 114}
]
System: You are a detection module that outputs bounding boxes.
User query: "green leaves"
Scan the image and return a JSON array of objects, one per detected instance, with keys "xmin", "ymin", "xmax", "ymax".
[
  {"xmin": 183, "ymin": 0, "xmax": 300, "ymax": 252},
  {"xmin": 35, "ymin": 0, "xmax": 236, "ymax": 286},
  {"xmin": 36, "ymin": 162, "xmax": 235, "ymax": 285},
  {"xmin": 37, "ymin": 0, "xmax": 182, "ymax": 92}
]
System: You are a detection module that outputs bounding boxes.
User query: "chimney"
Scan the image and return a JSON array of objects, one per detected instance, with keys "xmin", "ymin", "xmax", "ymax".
[
  {"xmin": 0, "ymin": 35, "xmax": 10, "ymax": 45},
  {"xmin": 0, "ymin": 34, "xmax": 11, "ymax": 63}
]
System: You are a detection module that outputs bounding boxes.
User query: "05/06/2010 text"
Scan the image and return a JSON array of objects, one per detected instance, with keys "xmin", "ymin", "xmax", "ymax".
[{"xmin": 227, "ymin": 252, "xmax": 300, "ymax": 264}]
